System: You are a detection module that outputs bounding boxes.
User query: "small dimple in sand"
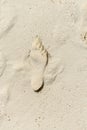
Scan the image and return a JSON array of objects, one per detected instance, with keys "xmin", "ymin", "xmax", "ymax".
[
  {"xmin": 79, "ymin": 3, "xmax": 87, "ymax": 45},
  {"xmin": 81, "ymin": 31, "xmax": 87, "ymax": 43},
  {"xmin": 29, "ymin": 36, "xmax": 48, "ymax": 92}
]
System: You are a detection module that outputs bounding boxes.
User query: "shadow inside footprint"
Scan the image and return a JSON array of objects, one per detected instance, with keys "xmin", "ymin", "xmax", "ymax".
[{"xmin": 34, "ymin": 82, "xmax": 44, "ymax": 92}]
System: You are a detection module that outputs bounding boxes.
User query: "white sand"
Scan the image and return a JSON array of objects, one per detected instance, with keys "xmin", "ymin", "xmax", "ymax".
[{"xmin": 0, "ymin": 0, "xmax": 87, "ymax": 130}]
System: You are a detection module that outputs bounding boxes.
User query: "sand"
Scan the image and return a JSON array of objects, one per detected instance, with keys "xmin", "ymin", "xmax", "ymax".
[{"xmin": 0, "ymin": 0, "xmax": 87, "ymax": 130}]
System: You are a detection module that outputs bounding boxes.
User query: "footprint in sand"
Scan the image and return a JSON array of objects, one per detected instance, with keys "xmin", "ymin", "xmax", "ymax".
[
  {"xmin": 11, "ymin": 36, "xmax": 64, "ymax": 91},
  {"xmin": 29, "ymin": 36, "xmax": 48, "ymax": 92}
]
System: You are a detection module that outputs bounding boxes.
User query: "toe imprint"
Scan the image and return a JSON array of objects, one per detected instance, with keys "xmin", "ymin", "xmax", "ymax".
[{"xmin": 32, "ymin": 36, "xmax": 47, "ymax": 53}]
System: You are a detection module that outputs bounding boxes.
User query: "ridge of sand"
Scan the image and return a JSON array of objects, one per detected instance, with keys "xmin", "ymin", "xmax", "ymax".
[{"xmin": 0, "ymin": 0, "xmax": 16, "ymax": 39}]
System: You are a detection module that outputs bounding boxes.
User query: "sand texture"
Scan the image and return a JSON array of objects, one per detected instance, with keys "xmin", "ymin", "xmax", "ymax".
[{"xmin": 0, "ymin": 0, "xmax": 87, "ymax": 130}]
